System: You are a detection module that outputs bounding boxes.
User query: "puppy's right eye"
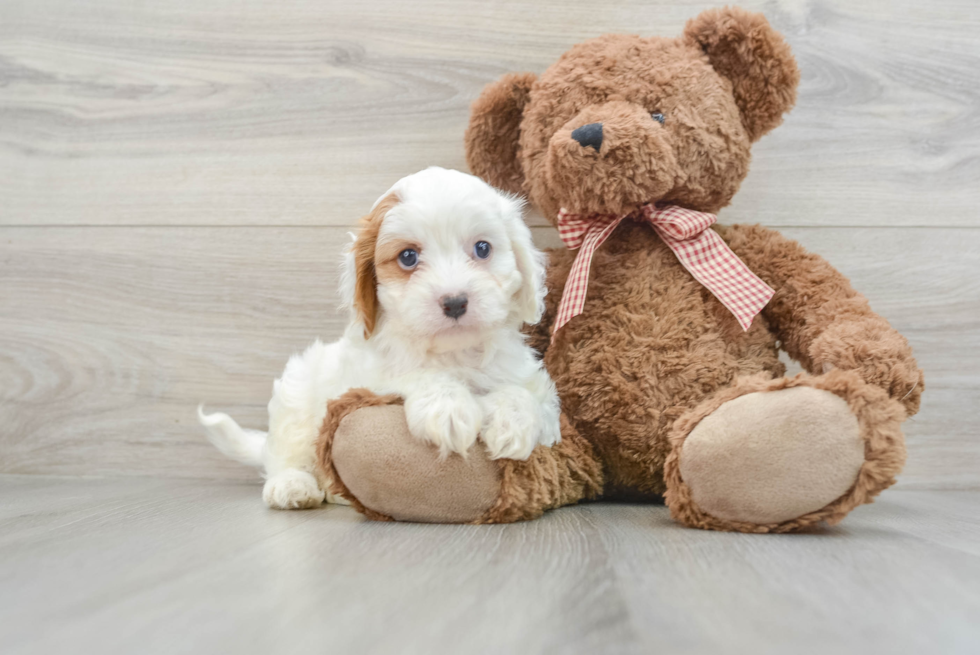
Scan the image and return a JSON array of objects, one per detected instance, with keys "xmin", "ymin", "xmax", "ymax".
[
  {"xmin": 473, "ymin": 241, "xmax": 492, "ymax": 260},
  {"xmin": 398, "ymin": 249, "xmax": 419, "ymax": 270}
]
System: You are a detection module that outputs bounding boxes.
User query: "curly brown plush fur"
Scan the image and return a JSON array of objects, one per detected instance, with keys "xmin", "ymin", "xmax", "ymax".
[
  {"xmin": 464, "ymin": 6, "xmax": 922, "ymax": 528},
  {"xmin": 466, "ymin": 8, "xmax": 799, "ymax": 220},
  {"xmin": 465, "ymin": 72, "xmax": 537, "ymax": 195},
  {"xmin": 478, "ymin": 414, "xmax": 604, "ymax": 524}
]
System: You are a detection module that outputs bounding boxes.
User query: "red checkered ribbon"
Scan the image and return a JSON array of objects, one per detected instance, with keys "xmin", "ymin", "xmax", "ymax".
[{"xmin": 552, "ymin": 203, "xmax": 774, "ymax": 340}]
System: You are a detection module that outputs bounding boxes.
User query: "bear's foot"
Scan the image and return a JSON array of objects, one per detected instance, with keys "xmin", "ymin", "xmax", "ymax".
[
  {"xmin": 315, "ymin": 389, "xmax": 603, "ymax": 524},
  {"xmin": 664, "ymin": 370, "xmax": 907, "ymax": 533}
]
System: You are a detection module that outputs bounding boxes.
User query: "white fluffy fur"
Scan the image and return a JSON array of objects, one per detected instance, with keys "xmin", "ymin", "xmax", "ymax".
[{"xmin": 200, "ymin": 167, "xmax": 561, "ymax": 510}]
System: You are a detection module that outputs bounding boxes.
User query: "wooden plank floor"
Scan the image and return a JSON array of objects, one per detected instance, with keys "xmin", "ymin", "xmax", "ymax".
[{"xmin": 1, "ymin": 476, "xmax": 979, "ymax": 655}]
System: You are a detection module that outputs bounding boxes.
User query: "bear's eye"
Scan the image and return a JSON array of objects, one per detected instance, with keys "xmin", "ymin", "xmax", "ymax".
[{"xmin": 651, "ymin": 112, "xmax": 665, "ymax": 125}]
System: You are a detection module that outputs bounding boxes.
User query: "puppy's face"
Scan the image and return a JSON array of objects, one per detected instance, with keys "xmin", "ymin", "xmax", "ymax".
[{"xmin": 347, "ymin": 168, "xmax": 544, "ymax": 346}]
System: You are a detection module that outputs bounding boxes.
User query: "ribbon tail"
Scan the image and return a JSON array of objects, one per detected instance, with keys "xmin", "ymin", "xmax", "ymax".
[
  {"xmin": 550, "ymin": 218, "xmax": 623, "ymax": 342},
  {"xmin": 657, "ymin": 228, "xmax": 774, "ymax": 331},
  {"xmin": 551, "ymin": 249, "xmax": 593, "ymax": 339}
]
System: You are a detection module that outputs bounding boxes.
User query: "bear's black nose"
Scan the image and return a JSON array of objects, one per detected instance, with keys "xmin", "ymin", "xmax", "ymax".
[
  {"xmin": 571, "ymin": 122, "xmax": 603, "ymax": 151},
  {"xmin": 440, "ymin": 294, "xmax": 468, "ymax": 319}
]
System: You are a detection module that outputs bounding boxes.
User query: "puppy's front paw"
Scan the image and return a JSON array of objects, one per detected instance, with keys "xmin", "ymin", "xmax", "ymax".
[
  {"xmin": 480, "ymin": 387, "xmax": 543, "ymax": 461},
  {"xmin": 405, "ymin": 385, "xmax": 483, "ymax": 457},
  {"xmin": 263, "ymin": 469, "xmax": 325, "ymax": 510}
]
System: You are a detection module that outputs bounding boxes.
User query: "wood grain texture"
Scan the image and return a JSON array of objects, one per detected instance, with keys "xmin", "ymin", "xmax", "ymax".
[
  {"xmin": 0, "ymin": 476, "xmax": 978, "ymax": 655},
  {"xmin": 1, "ymin": 226, "xmax": 977, "ymax": 486},
  {"xmin": 0, "ymin": 1, "xmax": 978, "ymax": 487},
  {"xmin": 1, "ymin": 0, "xmax": 978, "ymax": 227}
]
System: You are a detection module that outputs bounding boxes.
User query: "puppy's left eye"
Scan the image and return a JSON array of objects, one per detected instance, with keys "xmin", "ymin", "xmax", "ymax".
[
  {"xmin": 651, "ymin": 112, "xmax": 665, "ymax": 124},
  {"xmin": 398, "ymin": 248, "xmax": 419, "ymax": 270},
  {"xmin": 473, "ymin": 241, "xmax": 492, "ymax": 259}
]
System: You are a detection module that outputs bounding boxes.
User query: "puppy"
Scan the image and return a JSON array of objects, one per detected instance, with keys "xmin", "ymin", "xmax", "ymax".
[{"xmin": 199, "ymin": 167, "xmax": 561, "ymax": 509}]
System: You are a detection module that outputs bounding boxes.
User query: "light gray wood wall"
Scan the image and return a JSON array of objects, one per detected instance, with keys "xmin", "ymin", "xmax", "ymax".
[{"xmin": 1, "ymin": 0, "xmax": 978, "ymax": 487}]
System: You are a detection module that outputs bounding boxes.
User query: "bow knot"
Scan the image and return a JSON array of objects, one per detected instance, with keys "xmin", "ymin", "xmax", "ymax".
[
  {"xmin": 552, "ymin": 203, "xmax": 774, "ymax": 341},
  {"xmin": 641, "ymin": 203, "xmax": 715, "ymax": 240}
]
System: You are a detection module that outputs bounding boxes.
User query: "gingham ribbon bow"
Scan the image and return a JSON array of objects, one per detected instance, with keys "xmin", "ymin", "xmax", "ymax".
[{"xmin": 552, "ymin": 203, "xmax": 774, "ymax": 340}]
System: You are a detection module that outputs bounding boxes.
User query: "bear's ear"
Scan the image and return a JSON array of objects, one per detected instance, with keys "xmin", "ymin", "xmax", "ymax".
[
  {"xmin": 683, "ymin": 7, "xmax": 800, "ymax": 142},
  {"xmin": 464, "ymin": 72, "xmax": 537, "ymax": 195}
]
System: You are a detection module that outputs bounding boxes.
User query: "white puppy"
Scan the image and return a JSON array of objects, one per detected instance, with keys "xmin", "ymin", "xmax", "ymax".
[{"xmin": 199, "ymin": 167, "xmax": 561, "ymax": 509}]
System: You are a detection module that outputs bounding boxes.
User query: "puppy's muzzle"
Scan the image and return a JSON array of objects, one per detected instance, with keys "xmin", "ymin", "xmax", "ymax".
[{"xmin": 440, "ymin": 294, "xmax": 468, "ymax": 319}]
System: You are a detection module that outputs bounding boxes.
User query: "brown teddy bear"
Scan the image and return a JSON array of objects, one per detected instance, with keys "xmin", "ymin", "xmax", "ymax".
[{"xmin": 315, "ymin": 6, "xmax": 924, "ymax": 532}]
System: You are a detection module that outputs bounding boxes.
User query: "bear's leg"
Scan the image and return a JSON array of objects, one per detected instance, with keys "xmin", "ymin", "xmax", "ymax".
[
  {"xmin": 663, "ymin": 370, "xmax": 907, "ymax": 533},
  {"xmin": 315, "ymin": 389, "xmax": 603, "ymax": 524}
]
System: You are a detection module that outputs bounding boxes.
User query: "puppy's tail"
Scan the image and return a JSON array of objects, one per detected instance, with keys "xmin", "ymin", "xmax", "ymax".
[{"xmin": 198, "ymin": 405, "xmax": 266, "ymax": 468}]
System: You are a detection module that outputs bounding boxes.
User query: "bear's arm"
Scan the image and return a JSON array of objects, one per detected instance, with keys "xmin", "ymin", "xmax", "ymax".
[
  {"xmin": 720, "ymin": 223, "xmax": 924, "ymax": 416},
  {"xmin": 522, "ymin": 247, "xmax": 576, "ymax": 357}
]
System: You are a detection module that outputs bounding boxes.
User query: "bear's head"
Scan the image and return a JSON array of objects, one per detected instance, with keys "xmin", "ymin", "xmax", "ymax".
[{"xmin": 465, "ymin": 7, "xmax": 799, "ymax": 220}]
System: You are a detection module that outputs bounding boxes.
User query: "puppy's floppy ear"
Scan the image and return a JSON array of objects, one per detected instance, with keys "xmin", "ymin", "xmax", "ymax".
[
  {"xmin": 465, "ymin": 72, "xmax": 537, "ymax": 195},
  {"xmin": 501, "ymin": 195, "xmax": 547, "ymax": 325},
  {"xmin": 348, "ymin": 193, "xmax": 399, "ymax": 338},
  {"xmin": 683, "ymin": 7, "xmax": 799, "ymax": 142}
]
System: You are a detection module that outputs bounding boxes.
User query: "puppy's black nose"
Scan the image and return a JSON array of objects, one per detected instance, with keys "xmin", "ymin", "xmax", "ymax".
[
  {"xmin": 441, "ymin": 294, "xmax": 468, "ymax": 319},
  {"xmin": 571, "ymin": 122, "xmax": 603, "ymax": 151}
]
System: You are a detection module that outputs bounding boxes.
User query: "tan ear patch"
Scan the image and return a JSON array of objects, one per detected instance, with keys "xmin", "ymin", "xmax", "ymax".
[
  {"xmin": 353, "ymin": 193, "xmax": 400, "ymax": 338},
  {"xmin": 374, "ymin": 238, "xmax": 419, "ymax": 286}
]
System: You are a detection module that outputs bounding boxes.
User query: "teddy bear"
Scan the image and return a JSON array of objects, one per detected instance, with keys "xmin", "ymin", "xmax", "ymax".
[{"xmin": 314, "ymin": 6, "xmax": 924, "ymax": 532}]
